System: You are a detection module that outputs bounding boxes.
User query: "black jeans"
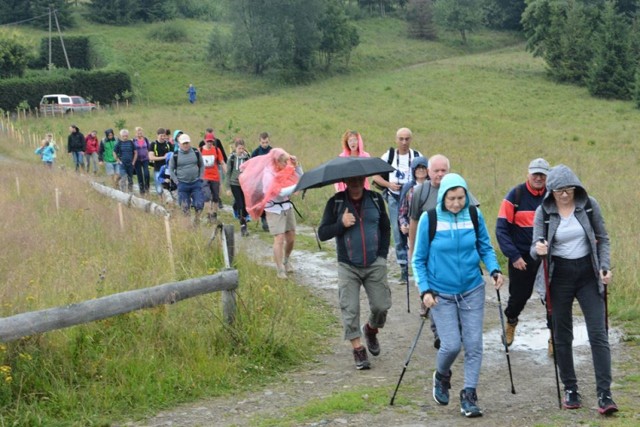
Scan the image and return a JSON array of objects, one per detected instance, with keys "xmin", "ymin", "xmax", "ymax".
[
  {"xmin": 550, "ymin": 255, "xmax": 611, "ymax": 394},
  {"xmin": 505, "ymin": 254, "xmax": 540, "ymax": 321}
]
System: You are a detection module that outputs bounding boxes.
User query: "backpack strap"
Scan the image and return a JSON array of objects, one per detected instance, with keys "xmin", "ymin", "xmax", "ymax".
[
  {"xmin": 333, "ymin": 191, "xmax": 382, "ymax": 218},
  {"xmin": 512, "ymin": 183, "xmax": 524, "ymax": 213},
  {"xmin": 418, "ymin": 184, "xmax": 432, "ymax": 212}
]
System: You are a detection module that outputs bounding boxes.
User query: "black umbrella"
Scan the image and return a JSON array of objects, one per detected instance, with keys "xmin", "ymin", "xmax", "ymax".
[{"xmin": 294, "ymin": 156, "xmax": 395, "ymax": 192}]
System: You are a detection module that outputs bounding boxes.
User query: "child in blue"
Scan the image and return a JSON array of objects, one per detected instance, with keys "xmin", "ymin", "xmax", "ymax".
[
  {"xmin": 35, "ymin": 140, "xmax": 55, "ymax": 168},
  {"xmin": 412, "ymin": 173, "xmax": 504, "ymax": 418}
]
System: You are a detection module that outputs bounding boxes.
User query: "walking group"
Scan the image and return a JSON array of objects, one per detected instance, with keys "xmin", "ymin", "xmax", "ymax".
[{"xmin": 310, "ymin": 127, "xmax": 617, "ymax": 418}]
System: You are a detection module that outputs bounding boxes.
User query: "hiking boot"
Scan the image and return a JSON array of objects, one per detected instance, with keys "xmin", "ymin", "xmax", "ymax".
[
  {"xmin": 362, "ymin": 323, "xmax": 380, "ymax": 356},
  {"xmin": 276, "ymin": 268, "xmax": 287, "ymax": 279},
  {"xmin": 597, "ymin": 391, "xmax": 618, "ymax": 415},
  {"xmin": 505, "ymin": 318, "xmax": 518, "ymax": 347},
  {"xmin": 460, "ymin": 388, "xmax": 483, "ymax": 417},
  {"xmin": 240, "ymin": 224, "xmax": 248, "ymax": 237},
  {"xmin": 563, "ymin": 389, "xmax": 582, "ymax": 409},
  {"xmin": 353, "ymin": 346, "xmax": 370, "ymax": 370},
  {"xmin": 400, "ymin": 264, "xmax": 409, "ymax": 283},
  {"xmin": 261, "ymin": 216, "xmax": 270, "ymax": 232},
  {"xmin": 433, "ymin": 370, "xmax": 452, "ymax": 405},
  {"xmin": 218, "ymin": 200, "xmax": 223, "ymax": 209}
]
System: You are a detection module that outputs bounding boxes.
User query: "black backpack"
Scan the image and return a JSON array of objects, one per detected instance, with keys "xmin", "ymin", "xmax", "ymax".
[
  {"xmin": 372, "ymin": 146, "xmax": 420, "ymax": 191},
  {"xmin": 427, "ymin": 205, "xmax": 479, "ymax": 244}
]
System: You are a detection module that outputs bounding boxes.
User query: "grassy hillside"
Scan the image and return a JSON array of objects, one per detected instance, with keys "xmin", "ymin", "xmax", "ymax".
[{"xmin": 2, "ymin": 13, "xmax": 640, "ymax": 426}]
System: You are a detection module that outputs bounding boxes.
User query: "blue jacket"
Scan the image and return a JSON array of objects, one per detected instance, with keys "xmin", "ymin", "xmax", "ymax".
[
  {"xmin": 412, "ymin": 173, "xmax": 500, "ymax": 295},
  {"xmin": 36, "ymin": 145, "xmax": 55, "ymax": 163},
  {"xmin": 317, "ymin": 190, "xmax": 390, "ymax": 267}
]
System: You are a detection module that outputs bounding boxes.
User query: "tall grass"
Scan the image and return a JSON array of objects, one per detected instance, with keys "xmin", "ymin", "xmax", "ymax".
[{"xmin": 0, "ymin": 162, "xmax": 336, "ymax": 425}]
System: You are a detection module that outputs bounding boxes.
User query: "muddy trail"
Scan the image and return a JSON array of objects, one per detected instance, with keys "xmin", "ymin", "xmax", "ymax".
[{"xmin": 123, "ymin": 223, "xmax": 634, "ymax": 427}]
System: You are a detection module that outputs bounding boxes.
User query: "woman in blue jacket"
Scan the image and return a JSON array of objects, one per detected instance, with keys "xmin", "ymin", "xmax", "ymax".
[{"xmin": 412, "ymin": 173, "xmax": 503, "ymax": 418}]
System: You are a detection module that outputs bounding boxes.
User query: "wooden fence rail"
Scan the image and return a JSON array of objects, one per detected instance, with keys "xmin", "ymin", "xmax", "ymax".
[{"xmin": 0, "ymin": 270, "xmax": 238, "ymax": 343}]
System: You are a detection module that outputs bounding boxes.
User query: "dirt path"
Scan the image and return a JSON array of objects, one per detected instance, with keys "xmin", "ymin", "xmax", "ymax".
[{"xmin": 122, "ymin": 224, "xmax": 631, "ymax": 427}]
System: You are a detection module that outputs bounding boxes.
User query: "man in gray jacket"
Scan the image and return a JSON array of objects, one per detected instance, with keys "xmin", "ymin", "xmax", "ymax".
[
  {"xmin": 169, "ymin": 133, "xmax": 204, "ymax": 225},
  {"xmin": 318, "ymin": 176, "xmax": 391, "ymax": 370}
]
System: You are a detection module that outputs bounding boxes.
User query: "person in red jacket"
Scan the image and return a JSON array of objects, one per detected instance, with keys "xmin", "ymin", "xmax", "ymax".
[
  {"xmin": 200, "ymin": 132, "xmax": 227, "ymax": 223},
  {"xmin": 84, "ymin": 130, "xmax": 100, "ymax": 174}
]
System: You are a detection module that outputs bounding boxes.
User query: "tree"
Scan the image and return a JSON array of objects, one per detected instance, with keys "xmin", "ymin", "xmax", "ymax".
[
  {"xmin": 406, "ymin": 0, "xmax": 437, "ymax": 40},
  {"xmin": 483, "ymin": 0, "xmax": 527, "ymax": 30},
  {"xmin": 0, "ymin": 32, "xmax": 30, "ymax": 78},
  {"xmin": 30, "ymin": 0, "xmax": 74, "ymax": 29},
  {"xmin": 87, "ymin": 0, "xmax": 174, "ymax": 24},
  {"xmin": 319, "ymin": 0, "xmax": 360, "ymax": 69},
  {"xmin": 130, "ymin": 0, "xmax": 176, "ymax": 23},
  {"xmin": 0, "ymin": 0, "xmax": 31, "ymax": 26},
  {"xmin": 587, "ymin": 1, "xmax": 635, "ymax": 98},
  {"xmin": 434, "ymin": 0, "xmax": 483, "ymax": 43}
]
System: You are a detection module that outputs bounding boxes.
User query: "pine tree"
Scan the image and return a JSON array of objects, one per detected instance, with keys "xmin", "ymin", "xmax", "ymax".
[
  {"xmin": 587, "ymin": 1, "xmax": 635, "ymax": 99},
  {"xmin": 406, "ymin": 0, "xmax": 437, "ymax": 40}
]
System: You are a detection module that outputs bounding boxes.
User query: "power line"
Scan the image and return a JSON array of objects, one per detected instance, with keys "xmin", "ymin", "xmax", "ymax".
[{"xmin": 0, "ymin": 11, "xmax": 56, "ymax": 28}]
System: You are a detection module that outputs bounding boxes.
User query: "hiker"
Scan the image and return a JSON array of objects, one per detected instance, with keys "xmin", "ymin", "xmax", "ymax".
[
  {"xmin": 531, "ymin": 164, "xmax": 617, "ymax": 415},
  {"xmin": 45, "ymin": 133, "xmax": 59, "ymax": 162},
  {"xmin": 334, "ymin": 130, "xmax": 371, "ymax": 193},
  {"xmin": 133, "ymin": 127, "xmax": 151, "ymax": 195},
  {"xmin": 35, "ymin": 139, "xmax": 55, "ymax": 168},
  {"xmin": 412, "ymin": 173, "xmax": 503, "ymax": 418},
  {"xmin": 199, "ymin": 128, "xmax": 227, "ymax": 209},
  {"xmin": 99, "ymin": 129, "xmax": 120, "ymax": 189},
  {"xmin": 169, "ymin": 133, "xmax": 205, "ymax": 225},
  {"xmin": 113, "ymin": 129, "xmax": 137, "ymax": 193},
  {"xmin": 239, "ymin": 148, "xmax": 302, "ymax": 278},
  {"xmin": 398, "ymin": 156, "xmax": 429, "ymax": 249},
  {"xmin": 495, "ymin": 158, "xmax": 550, "ymax": 349},
  {"xmin": 372, "ymin": 127, "xmax": 423, "ymax": 284},
  {"xmin": 187, "ymin": 84, "xmax": 196, "ymax": 104},
  {"xmin": 149, "ymin": 128, "xmax": 174, "ymax": 197},
  {"xmin": 200, "ymin": 132, "xmax": 227, "ymax": 223},
  {"xmin": 84, "ymin": 130, "xmax": 100, "ymax": 174},
  {"xmin": 225, "ymin": 138, "xmax": 251, "ymax": 236},
  {"xmin": 250, "ymin": 132, "xmax": 273, "ymax": 231},
  {"xmin": 67, "ymin": 124, "xmax": 85, "ymax": 172},
  {"xmin": 318, "ymin": 175, "xmax": 391, "ymax": 370}
]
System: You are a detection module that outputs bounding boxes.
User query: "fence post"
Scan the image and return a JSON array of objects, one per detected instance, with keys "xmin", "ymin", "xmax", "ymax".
[{"xmin": 220, "ymin": 224, "xmax": 236, "ymax": 324}]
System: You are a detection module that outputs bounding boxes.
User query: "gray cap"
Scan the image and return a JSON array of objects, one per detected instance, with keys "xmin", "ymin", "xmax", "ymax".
[{"xmin": 528, "ymin": 158, "xmax": 550, "ymax": 175}]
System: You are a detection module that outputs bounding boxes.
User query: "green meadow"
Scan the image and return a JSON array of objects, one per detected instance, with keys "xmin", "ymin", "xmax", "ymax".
[{"xmin": 1, "ymin": 14, "xmax": 639, "ymax": 425}]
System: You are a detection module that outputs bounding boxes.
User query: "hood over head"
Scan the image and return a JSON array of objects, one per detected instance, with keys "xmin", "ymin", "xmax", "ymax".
[
  {"xmin": 173, "ymin": 129, "xmax": 183, "ymax": 141},
  {"xmin": 437, "ymin": 173, "xmax": 469, "ymax": 212},
  {"xmin": 410, "ymin": 156, "xmax": 428, "ymax": 180},
  {"xmin": 105, "ymin": 128, "xmax": 114, "ymax": 138},
  {"xmin": 543, "ymin": 164, "xmax": 588, "ymax": 208}
]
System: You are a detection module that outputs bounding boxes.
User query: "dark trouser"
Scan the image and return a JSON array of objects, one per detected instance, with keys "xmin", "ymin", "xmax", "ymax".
[
  {"xmin": 135, "ymin": 160, "xmax": 150, "ymax": 194},
  {"xmin": 177, "ymin": 180, "xmax": 205, "ymax": 213},
  {"xmin": 505, "ymin": 254, "xmax": 540, "ymax": 321},
  {"xmin": 550, "ymin": 255, "xmax": 611, "ymax": 394},
  {"xmin": 230, "ymin": 184, "xmax": 248, "ymax": 225}
]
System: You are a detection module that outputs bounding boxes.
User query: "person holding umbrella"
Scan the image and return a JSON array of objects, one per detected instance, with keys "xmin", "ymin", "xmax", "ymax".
[
  {"xmin": 318, "ymin": 174, "xmax": 391, "ymax": 370},
  {"xmin": 531, "ymin": 164, "xmax": 617, "ymax": 415}
]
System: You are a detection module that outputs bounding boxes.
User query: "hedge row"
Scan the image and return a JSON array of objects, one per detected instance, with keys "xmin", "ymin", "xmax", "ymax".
[
  {"xmin": 0, "ymin": 70, "xmax": 132, "ymax": 112},
  {"xmin": 33, "ymin": 36, "xmax": 96, "ymax": 70}
]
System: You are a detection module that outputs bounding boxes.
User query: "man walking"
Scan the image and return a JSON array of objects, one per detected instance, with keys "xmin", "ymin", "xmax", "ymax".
[
  {"xmin": 318, "ymin": 175, "xmax": 391, "ymax": 370},
  {"xmin": 169, "ymin": 133, "xmax": 205, "ymax": 226},
  {"xmin": 372, "ymin": 128, "xmax": 423, "ymax": 283},
  {"xmin": 113, "ymin": 129, "xmax": 137, "ymax": 193},
  {"xmin": 495, "ymin": 158, "xmax": 550, "ymax": 348}
]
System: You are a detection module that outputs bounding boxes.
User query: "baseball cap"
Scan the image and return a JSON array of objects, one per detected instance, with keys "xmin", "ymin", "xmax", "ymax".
[
  {"xmin": 205, "ymin": 132, "xmax": 215, "ymax": 142},
  {"xmin": 178, "ymin": 134, "xmax": 191, "ymax": 144},
  {"xmin": 528, "ymin": 158, "xmax": 550, "ymax": 175}
]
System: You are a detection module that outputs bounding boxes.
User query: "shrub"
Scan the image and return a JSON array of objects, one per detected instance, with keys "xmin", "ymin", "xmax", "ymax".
[{"xmin": 148, "ymin": 24, "xmax": 189, "ymax": 43}]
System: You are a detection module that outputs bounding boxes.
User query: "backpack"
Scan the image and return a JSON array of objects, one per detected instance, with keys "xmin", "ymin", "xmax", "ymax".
[
  {"xmin": 333, "ymin": 191, "xmax": 382, "ymax": 218},
  {"xmin": 372, "ymin": 147, "xmax": 420, "ymax": 191},
  {"xmin": 414, "ymin": 183, "xmax": 434, "ymax": 214},
  {"xmin": 427, "ymin": 205, "xmax": 479, "ymax": 244},
  {"xmin": 172, "ymin": 147, "xmax": 202, "ymax": 177}
]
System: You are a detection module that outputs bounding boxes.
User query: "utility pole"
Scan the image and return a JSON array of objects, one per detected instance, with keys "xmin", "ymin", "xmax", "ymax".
[{"xmin": 53, "ymin": 8, "xmax": 71, "ymax": 70}]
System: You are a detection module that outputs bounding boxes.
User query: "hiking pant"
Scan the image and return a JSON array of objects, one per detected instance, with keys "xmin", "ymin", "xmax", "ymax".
[
  {"xmin": 230, "ymin": 184, "xmax": 248, "ymax": 225},
  {"xmin": 119, "ymin": 162, "xmax": 134, "ymax": 191},
  {"xmin": 386, "ymin": 191, "xmax": 407, "ymax": 266},
  {"xmin": 431, "ymin": 284, "xmax": 484, "ymax": 390},
  {"xmin": 550, "ymin": 255, "xmax": 611, "ymax": 394},
  {"xmin": 337, "ymin": 257, "xmax": 391, "ymax": 341},
  {"xmin": 178, "ymin": 180, "xmax": 205, "ymax": 213},
  {"xmin": 505, "ymin": 253, "xmax": 540, "ymax": 321},
  {"xmin": 71, "ymin": 151, "xmax": 84, "ymax": 171},
  {"xmin": 85, "ymin": 152, "xmax": 99, "ymax": 173},
  {"xmin": 135, "ymin": 160, "xmax": 150, "ymax": 194},
  {"xmin": 154, "ymin": 170, "xmax": 163, "ymax": 195}
]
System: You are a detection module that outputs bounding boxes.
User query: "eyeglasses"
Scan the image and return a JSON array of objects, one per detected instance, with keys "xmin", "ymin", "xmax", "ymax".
[{"xmin": 553, "ymin": 187, "xmax": 575, "ymax": 195}]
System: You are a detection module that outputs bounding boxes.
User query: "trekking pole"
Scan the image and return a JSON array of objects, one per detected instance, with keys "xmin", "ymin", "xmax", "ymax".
[
  {"xmin": 603, "ymin": 270, "xmax": 609, "ymax": 333},
  {"xmin": 406, "ymin": 271, "xmax": 411, "ymax": 313},
  {"xmin": 496, "ymin": 289, "xmax": 516, "ymax": 394},
  {"xmin": 540, "ymin": 239, "xmax": 562, "ymax": 409},
  {"xmin": 390, "ymin": 315, "xmax": 426, "ymax": 405}
]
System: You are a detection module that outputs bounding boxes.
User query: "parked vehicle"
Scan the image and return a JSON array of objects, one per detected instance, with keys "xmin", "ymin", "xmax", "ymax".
[{"xmin": 39, "ymin": 94, "xmax": 97, "ymax": 115}]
